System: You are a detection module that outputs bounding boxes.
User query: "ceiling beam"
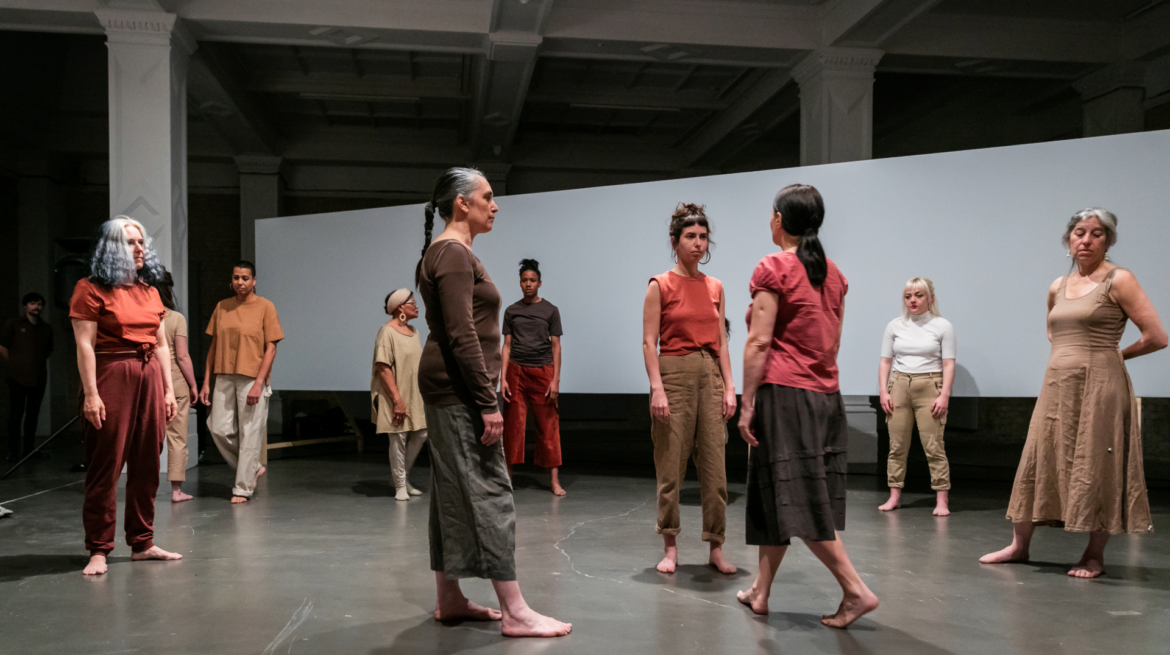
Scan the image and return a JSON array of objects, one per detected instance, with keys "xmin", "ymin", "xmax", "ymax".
[
  {"xmin": 822, "ymin": 0, "xmax": 942, "ymax": 47},
  {"xmin": 248, "ymin": 71, "xmax": 469, "ymax": 100},
  {"xmin": 678, "ymin": 68, "xmax": 792, "ymax": 168},
  {"xmin": 187, "ymin": 42, "xmax": 282, "ymax": 156}
]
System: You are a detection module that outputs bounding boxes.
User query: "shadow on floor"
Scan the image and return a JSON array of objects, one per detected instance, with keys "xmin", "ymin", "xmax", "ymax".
[
  {"xmin": 352, "ymin": 479, "xmax": 396, "ymax": 498},
  {"xmin": 0, "ymin": 554, "xmax": 128, "ymax": 583},
  {"xmin": 1020, "ymin": 560, "xmax": 1170, "ymax": 589},
  {"xmin": 754, "ymin": 613, "xmax": 955, "ymax": 654},
  {"xmin": 897, "ymin": 495, "xmax": 1005, "ymax": 513},
  {"xmin": 631, "ymin": 562, "xmax": 750, "ymax": 590}
]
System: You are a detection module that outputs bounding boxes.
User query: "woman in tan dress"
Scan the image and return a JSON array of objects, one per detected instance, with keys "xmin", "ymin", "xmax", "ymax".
[
  {"xmin": 981, "ymin": 208, "xmax": 1167, "ymax": 578},
  {"xmin": 372, "ymin": 288, "xmax": 427, "ymax": 501}
]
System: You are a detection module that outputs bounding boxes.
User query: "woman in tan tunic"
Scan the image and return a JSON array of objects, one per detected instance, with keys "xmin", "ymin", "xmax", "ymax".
[
  {"xmin": 155, "ymin": 272, "xmax": 200, "ymax": 503},
  {"xmin": 981, "ymin": 208, "xmax": 1166, "ymax": 578},
  {"xmin": 372, "ymin": 288, "xmax": 427, "ymax": 501}
]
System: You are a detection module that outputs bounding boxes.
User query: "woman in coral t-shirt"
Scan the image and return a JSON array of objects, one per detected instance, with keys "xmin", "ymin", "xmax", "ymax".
[
  {"xmin": 641, "ymin": 202, "xmax": 737, "ymax": 576},
  {"xmin": 69, "ymin": 216, "xmax": 182, "ymax": 576},
  {"xmin": 735, "ymin": 184, "xmax": 878, "ymax": 628}
]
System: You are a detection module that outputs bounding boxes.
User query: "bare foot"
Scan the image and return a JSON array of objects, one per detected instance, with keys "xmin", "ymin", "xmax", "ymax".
[
  {"xmin": 709, "ymin": 545, "xmax": 737, "ymax": 574},
  {"xmin": 254, "ymin": 465, "xmax": 266, "ymax": 485},
  {"xmin": 736, "ymin": 584, "xmax": 769, "ymax": 615},
  {"xmin": 550, "ymin": 468, "xmax": 567, "ymax": 496},
  {"xmin": 821, "ymin": 589, "xmax": 879, "ymax": 629},
  {"xmin": 435, "ymin": 597, "xmax": 503, "ymax": 622},
  {"xmin": 1068, "ymin": 558, "xmax": 1105, "ymax": 578},
  {"xmin": 878, "ymin": 489, "xmax": 901, "ymax": 511},
  {"xmin": 933, "ymin": 490, "xmax": 950, "ymax": 516},
  {"xmin": 131, "ymin": 545, "xmax": 182, "ymax": 562},
  {"xmin": 979, "ymin": 544, "xmax": 1029, "ymax": 564},
  {"xmin": 82, "ymin": 554, "xmax": 108, "ymax": 576},
  {"xmin": 172, "ymin": 490, "xmax": 193, "ymax": 503},
  {"xmin": 551, "ymin": 483, "xmax": 567, "ymax": 496},
  {"xmin": 501, "ymin": 607, "xmax": 572, "ymax": 638},
  {"xmin": 230, "ymin": 496, "xmax": 249, "ymax": 504}
]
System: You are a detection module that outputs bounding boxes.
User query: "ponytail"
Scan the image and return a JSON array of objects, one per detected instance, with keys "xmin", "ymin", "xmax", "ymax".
[
  {"xmin": 421, "ymin": 201, "xmax": 436, "ymax": 258},
  {"xmin": 416, "ymin": 167, "xmax": 485, "ymax": 285},
  {"xmin": 774, "ymin": 184, "xmax": 827, "ymax": 287}
]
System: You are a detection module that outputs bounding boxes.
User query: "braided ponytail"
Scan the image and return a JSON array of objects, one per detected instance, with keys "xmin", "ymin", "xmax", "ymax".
[
  {"xmin": 774, "ymin": 184, "xmax": 827, "ymax": 287},
  {"xmin": 421, "ymin": 200, "xmax": 436, "ymax": 258},
  {"xmin": 417, "ymin": 167, "xmax": 486, "ymax": 286}
]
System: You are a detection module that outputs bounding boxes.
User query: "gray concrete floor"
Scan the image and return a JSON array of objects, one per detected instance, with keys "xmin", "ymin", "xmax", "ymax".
[{"xmin": 1, "ymin": 452, "xmax": 1168, "ymax": 655}]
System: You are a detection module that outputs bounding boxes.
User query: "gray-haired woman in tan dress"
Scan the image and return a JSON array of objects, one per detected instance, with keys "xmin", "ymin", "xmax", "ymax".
[{"xmin": 981, "ymin": 208, "xmax": 1167, "ymax": 578}]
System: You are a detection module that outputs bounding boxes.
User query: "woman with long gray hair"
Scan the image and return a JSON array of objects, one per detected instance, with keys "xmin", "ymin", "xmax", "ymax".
[
  {"xmin": 415, "ymin": 167, "xmax": 570, "ymax": 637},
  {"xmin": 981, "ymin": 208, "xmax": 1166, "ymax": 577},
  {"xmin": 69, "ymin": 216, "xmax": 183, "ymax": 575}
]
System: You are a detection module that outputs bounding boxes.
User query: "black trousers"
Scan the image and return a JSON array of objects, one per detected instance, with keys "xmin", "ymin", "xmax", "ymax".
[{"xmin": 7, "ymin": 379, "xmax": 46, "ymax": 458}]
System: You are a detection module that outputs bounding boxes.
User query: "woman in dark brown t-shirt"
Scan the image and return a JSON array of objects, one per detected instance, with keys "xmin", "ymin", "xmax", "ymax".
[{"xmin": 414, "ymin": 167, "xmax": 570, "ymax": 638}]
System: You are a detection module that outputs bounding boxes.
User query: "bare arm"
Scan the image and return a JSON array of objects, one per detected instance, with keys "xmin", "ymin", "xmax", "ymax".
[
  {"xmin": 500, "ymin": 334, "xmax": 513, "ymax": 401},
  {"xmin": 375, "ymin": 360, "xmax": 407, "ymax": 426},
  {"xmin": 930, "ymin": 358, "xmax": 955, "ymax": 419},
  {"xmin": 716, "ymin": 288, "xmax": 736, "ymax": 420},
  {"xmin": 642, "ymin": 281, "xmax": 669, "ymax": 423},
  {"xmin": 72, "ymin": 319, "xmax": 105, "ymax": 430},
  {"xmin": 1110, "ymin": 270, "xmax": 1169, "ymax": 360},
  {"xmin": 174, "ymin": 335, "xmax": 198, "ymax": 397},
  {"xmin": 1046, "ymin": 278, "xmax": 1060, "ymax": 342},
  {"xmin": 154, "ymin": 324, "xmax": 177, "ymax": 423},
  {"xmin": 878, "ymin": 357, "xmax": 894, "ymax": 415},
  {"xmin": 547, "ymin": 335, "xmax": 561, "ymax": 405},
  {"xmin": 737, "ymin": 291, "xmax": 779, "ymax": 447}
]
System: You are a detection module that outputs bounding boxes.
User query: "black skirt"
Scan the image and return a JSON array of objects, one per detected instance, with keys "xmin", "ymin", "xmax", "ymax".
[{"xmin": 746, "ymin": 383, "xmax": 848, "ymax": 546}]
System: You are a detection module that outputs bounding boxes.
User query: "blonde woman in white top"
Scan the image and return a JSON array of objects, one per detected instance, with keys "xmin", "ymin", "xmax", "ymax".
[
  {"xmin": 877, "ymin": 277, "xmax": 955, "ymax": 516},
  {"xmin": 372, "ymin": 288, "xmax": 428, "ymax": 501}
]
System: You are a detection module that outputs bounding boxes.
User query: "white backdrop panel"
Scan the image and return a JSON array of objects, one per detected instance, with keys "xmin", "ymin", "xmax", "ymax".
[{"xmin": 257, "ymin": 131, "xmax": 1170, "ymax": 396}]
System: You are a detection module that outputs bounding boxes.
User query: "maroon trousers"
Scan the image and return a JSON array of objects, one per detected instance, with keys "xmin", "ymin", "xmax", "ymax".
[
  {"xmin": 503, "ymin": 362, "xmax": 562, "ymax": 468},
  {"xmin": 82, "ymin": 352, "xmax": 165, "ymax": 555}
]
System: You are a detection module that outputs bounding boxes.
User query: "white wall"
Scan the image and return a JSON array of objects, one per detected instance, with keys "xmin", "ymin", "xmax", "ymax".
[{"xmin": 257, "ymin": 130, "xmax": 1170, "ymax": 397}]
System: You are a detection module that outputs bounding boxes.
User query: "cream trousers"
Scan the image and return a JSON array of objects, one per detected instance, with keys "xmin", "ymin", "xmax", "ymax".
[
  {"xmin": 209, "ymin": 374, "xmax": 271, "ymax": 497},
  {"xmin": 387, "ymin": 428, "xmax": 428, "ymax": 491}
]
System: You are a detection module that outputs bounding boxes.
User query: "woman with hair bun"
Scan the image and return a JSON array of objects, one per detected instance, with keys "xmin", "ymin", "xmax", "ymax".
[
  {"xmin": 641, "ymin": 202, "xmax": 737, "ymax": 575},
  {"xmin": 415, "ymin": 167, "xmax": 570, "ymax": 638},
  {"xmin": 877, "ymin": 277, "xmax": 955, "ymax": 516},
  {"xmin": 501, "ymin": 258, "xmax": 565, "ymax": 495},
  {"xmin": 981, "ymin": 208, "xmax": 1166, "ymax": 578},
  {"xmin": 69, "ymin": 216, "xmax": 182, "ymax": 575},
  {"xmin": 736, "ymin": 185, "xmax": 877, "ymax": 628},
  {"xmin": 371, "ymin": 288, "xmax": 427, "ymax": 501}
]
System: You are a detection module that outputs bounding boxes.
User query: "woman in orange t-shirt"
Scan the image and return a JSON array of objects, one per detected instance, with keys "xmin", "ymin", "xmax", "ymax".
[
  {"xmin": 69, "ymin": 216, "xmax": 182, "ymax": 576},
  {"xmin": 641, "ymin": 203, "xmax": 737, "ymax": 576},
  {"xmin": 199, "ymin": 260, "xmax": 284, "ymax": 504}
]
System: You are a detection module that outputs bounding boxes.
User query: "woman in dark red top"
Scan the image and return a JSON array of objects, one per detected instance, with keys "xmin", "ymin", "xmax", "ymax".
[
  {"xmin": 69, "ymin": 216, "xmax": 181, "ymax": 576},
  {"xmin": 641, "ymin": 203, "xmax": 737, "ymax": 575},
  {"xmin": 735, "ymin": 185, "xmax": 878, "ymax": 628}
]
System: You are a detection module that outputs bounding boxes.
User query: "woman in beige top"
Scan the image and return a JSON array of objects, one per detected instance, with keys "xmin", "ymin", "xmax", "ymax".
[
  {"xmin": 155, "ymin": 271, "xmax": 200, "ymax": 503},
  {"xmin": 372, "ymin": 288, "xmax": 427, "ymax": 501}
]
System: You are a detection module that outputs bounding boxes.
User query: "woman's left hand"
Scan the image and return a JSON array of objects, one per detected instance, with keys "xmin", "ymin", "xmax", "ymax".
[
  {"xmin": 545, "ymin": 380, "xmax": 560, "ymax": 407},
  {"xmin": 246, "ymin": 382, "xmax": 264, "ymax": 406},
  {"xmin": 164, "ymin": 391, "xmax": 177, "ymax": 424},
  {"xmin": 722, "ymin": 387, "xmax": 737, "ymax": 421},
  {"xmin": 737, "ymin": 402, "xmax": 758, "ymax": 447},
  {"xmin": 930, "ymin": 394, "xmax": 949, "ymax": 420}
]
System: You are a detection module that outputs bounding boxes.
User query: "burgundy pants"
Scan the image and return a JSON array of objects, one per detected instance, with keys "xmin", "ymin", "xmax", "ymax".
[
  {"xmin": 82, "ymin": 352, "xmax": 165, "ymax": 555},
  {"xmin": 503, "ymin": 362, "xmax": 561, "ymax": 468}
]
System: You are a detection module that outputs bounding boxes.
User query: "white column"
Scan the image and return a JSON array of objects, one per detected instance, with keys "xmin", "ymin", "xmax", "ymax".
[
  {"xmin": 792, "ymin": 48, "xmax": 883, "ymax": 166},
  {"xmin": 235, "ymin": 155, "xmax": 284, "ymax": 262},
  {"xmin": 97, "ymin": 9, "xmax": 196, "ymax": 311},
  {"xmin": 1074, "ymin": 63, "xmax": 1147, "ymax": 137}
]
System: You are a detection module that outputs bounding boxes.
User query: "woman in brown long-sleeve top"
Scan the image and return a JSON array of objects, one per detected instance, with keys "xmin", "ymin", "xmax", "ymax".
[{"xmin": 415, "ymin": 167, "xmax": 571, "ymax": 638}]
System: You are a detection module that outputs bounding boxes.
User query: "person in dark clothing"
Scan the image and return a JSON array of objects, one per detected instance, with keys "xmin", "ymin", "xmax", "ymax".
[{"xmin": 1, "ymin": 292, "xmax": 53, "ymax": 461}]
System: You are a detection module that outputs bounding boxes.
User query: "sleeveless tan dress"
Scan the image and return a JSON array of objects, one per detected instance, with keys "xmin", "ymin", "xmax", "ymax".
[{"xmin": 1007, "ymin": 268, "xmax": 1153, "ymax": 534}]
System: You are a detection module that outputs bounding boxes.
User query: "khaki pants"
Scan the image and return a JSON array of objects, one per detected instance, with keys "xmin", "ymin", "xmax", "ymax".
[
  {"xmin": 209, "ymin": 374, "xmax": 271, "ymax": 498},
  {"xmin": 651, "ymin": 351, "xmax": 727, "ymax": 544},
  {"xmin": 887, "ymin": 371, "xmax": 950, "ymax": 490},
  {"xmin": 166, "ymin": 378, "xmax": 190, "ymax": 481},
  {"xmin": 388, "ymin": 428, "xmax": 428, "ymax": 491}
]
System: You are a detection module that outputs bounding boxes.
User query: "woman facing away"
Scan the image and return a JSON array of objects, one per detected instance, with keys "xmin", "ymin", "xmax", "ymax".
[
  {"xmin": 198, "ymin": 260, "xmax": 284, "ymax": 504},
  {"xmin": 877, "ymin": 277, "xmax": 955, "ymax": 516},
  {"xmin": 154, "ymin": 271, "xmax": 200, "ymax": 503},
  {"xmin": 371, "ymin": 288, "xmax": 428, "ymax": 501},
  {"xmin": 736, "ymin": 184, "xmax": 878, "ymax": 628},
  {"xmin": 501, "ymin": 258, "xmax": 565, "ymax": 495},
  {"xmin": 641, "ymin": 203, "xmax": 737, "ymax": 575},
  {"xmin": 69, "ymin": 216, "xmax": 182, "ymax": 575},
  {"xmin": 981, "ymin": 208, "xmax": 1166, "ymax": 577},
  {"xmin": 415, "ymin": 166, "xmax": 570, "ymax": 637}
]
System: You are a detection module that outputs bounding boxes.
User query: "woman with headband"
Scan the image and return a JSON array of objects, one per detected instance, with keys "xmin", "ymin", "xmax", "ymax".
[{"xmin": 371, "ymin": 288, "xmax": 427, "ymax": 501}]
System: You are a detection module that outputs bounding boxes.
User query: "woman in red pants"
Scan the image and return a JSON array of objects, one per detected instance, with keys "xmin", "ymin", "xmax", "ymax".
[
  {"xmin": 501, "ymin": 258, "xmax": 565, "ymax": 495},
  {"xmin": 70, "ymin": 216, "xmax": 181, "ymax": 575}
]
